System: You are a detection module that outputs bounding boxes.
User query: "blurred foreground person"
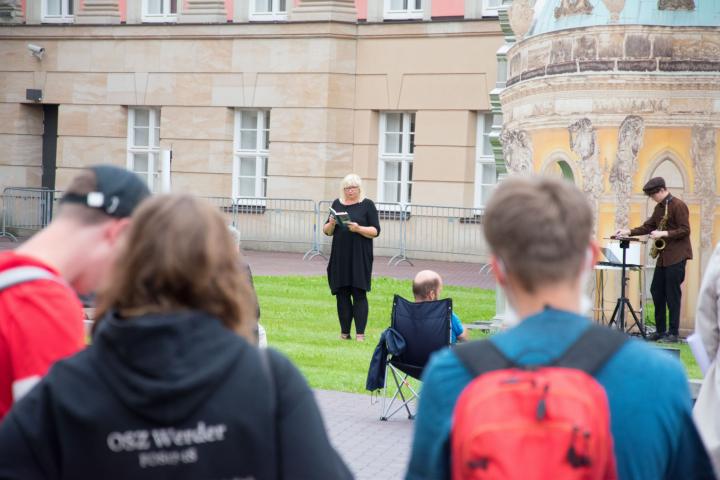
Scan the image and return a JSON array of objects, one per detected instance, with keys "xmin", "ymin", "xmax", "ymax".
[
  {"xmin": 405, "ymin": 176, "xmax": 714, "ymax": 480},
  {"xmin": 0, "ymin": 165, "xmax": 149, "ymax": 420},
  {"xmin": 694, "ymin": 242, "xmax": 720, "ymax": 476},
  {"xmin": 0, "ymin": 195, "xmax": 352, "ymax": 480}
]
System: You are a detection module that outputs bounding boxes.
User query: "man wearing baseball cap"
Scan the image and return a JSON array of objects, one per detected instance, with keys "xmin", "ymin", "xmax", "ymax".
[
  {"xmin": 0, "ymin": 166, "xmax": 150, "ymax": 419},
  {"xmin": 615, "ymin": 177, "xmax": 692, "ymax": 343}
]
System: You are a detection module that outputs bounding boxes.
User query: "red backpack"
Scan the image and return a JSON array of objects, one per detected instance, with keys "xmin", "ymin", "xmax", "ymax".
[{"xmin": 450, "ymin": 325, "xmax": 626, "ymax": 480}]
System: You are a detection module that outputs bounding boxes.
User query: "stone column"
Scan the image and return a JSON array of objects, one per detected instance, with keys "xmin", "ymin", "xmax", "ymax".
[
  {"xmin": 290, "ymin": 0, "xmax": 357, "ymax": 23},
  {"xmin": 179, "ymin": 0, "xmax": 227, "ymax": 23},
  {"xmin": 0, "ymin": 0, "xmax": 23, "ymax": 24},
  {"xmin": 75, "ymin": 0, "xmax": 121, "ymax": 24}
]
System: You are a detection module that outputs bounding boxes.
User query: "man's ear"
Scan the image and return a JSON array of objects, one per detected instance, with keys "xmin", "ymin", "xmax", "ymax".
[
  {"xmin": 588, "ymin": 240, "xmax": 600, "ymax": 269},
  {"xmin": 491, "ymin": 255, "xmax": 507, "ymax": 286},
  {"xmin": 104, "ymin": 218, "xmax": 131, "ymax": 244}
]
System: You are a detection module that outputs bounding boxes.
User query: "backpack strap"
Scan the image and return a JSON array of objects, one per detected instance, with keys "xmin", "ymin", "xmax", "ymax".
[
  {"xmin": 454, "ymin": 324, "xmax": 627, "ymax": 378},
  {"xmin": 554, "ymin": 324, "xmax": 628, "ymax": 375},
  {"xmin": 454, "ymin": 339, "xmax": 515, "ymax": 377},
  {"xmin": 0, "ymin": 266, "xmax": 59, "ymax": 292}
]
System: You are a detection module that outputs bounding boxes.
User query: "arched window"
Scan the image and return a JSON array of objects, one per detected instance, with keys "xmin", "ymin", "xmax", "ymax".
[
  {"xmin": 649, "ymin": 157, "xmax": 685, "ymax": 197},
  {"xmin": 543, "ymin": 158, "xmax": 575, "ymax": 182}
]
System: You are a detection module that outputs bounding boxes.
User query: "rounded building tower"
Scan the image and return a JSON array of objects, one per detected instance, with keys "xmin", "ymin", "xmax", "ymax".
[{"xmin": 497, "ymin": 0, "xmax": 720, "ymax": 332}]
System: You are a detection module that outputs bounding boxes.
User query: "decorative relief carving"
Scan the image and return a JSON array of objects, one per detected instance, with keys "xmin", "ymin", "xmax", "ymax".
[
  {"xmin": 593, "ymin": 98, "xmax": 669, "ymax": 115},
  {"xmin": 658, "ymin": 0, "xmax": 695, "ymax": 11},
  {"xmin": 508, "ymin": 0, "xmax": 535, "ymax": 42},
  {"xmin": 569, "ymin": 118, "xmax": 603, "ymax": 233},
  {"xmin": 602, "ymin": 0, "xmax": 625, "ymax": 22},
  {"xmin": 500, "ymin": 129, "xmax": 534, "ymax": 174},
  {"xmin": 554, "ymin": 0, "xmax": 593, "ymax": 19},
  {"xmin": 609, "ymin": 116, "xmax": 645, "ymax": 230},
  {"xmin": 691, "ymin": 125, "xmax": 717, "ymax": 270}
]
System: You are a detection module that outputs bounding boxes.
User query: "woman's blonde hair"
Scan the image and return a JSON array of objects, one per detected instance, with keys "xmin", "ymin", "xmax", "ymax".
[
  {"xmin": 340, "ymin": 173, "xmax": 365, "ymax": 203},
  {"xmin": 94, "ymin": 194, "xmax": 256, "ymax": 340}
]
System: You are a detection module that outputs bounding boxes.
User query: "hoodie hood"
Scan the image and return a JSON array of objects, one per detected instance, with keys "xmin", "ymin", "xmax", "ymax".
[{"xmin": 92, "ymin": 310, "xmax": 247, "ymax": 425}]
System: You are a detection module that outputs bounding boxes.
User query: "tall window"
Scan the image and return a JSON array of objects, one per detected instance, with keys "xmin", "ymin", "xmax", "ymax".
[
  {"xmin": 474, "ymin": 113, "xmax": 496, "ymax": 211},
  {"xmin": 142, "ymin": 0, "xmax": 177, "ymax": 22},
  {"xmin": 379, "ymin": 112, "xmax": 415, "ymax": 205},
  {"xmin": 233, "ymin": 110, "xmax": 269, "ymax": 200},
  {"xmin": 384, "ymin": 0, "xmax": 423, "ymax": 20},
  {"xmin": 127, "ymin": 108, "xmax": 161, "ymax": 192},
  {"xmin": 482, "ymin": 0, "xmax": 501, "ymax": 16},
  {"xmin": 250, "ymin": 0, "xmax": 288, "ymax": 20},
  {"xmin": 42, "ymin": 0, "xmax": 74, "ymax": 23}
]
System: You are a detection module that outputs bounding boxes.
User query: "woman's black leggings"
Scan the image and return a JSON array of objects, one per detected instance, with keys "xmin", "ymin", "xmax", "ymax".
[{"xmin": 335, "ymin": 287, "xmax": 368, "ymax": 335}]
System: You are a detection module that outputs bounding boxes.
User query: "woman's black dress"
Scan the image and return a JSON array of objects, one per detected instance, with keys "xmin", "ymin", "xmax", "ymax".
[{"xmin": 327, "ymin": 198, "xmax": 381, "ymax": 294}]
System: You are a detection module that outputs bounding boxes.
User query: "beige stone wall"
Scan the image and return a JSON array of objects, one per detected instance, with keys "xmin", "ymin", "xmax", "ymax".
[{"xmin": 0, "ymin": 20, "xmax": 503, "ymax": 213}]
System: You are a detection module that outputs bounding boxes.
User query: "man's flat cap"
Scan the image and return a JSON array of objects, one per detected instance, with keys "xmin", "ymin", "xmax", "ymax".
[{"xmin": 642, "ymin": 177, "xmax": 665, "ymax": 193}]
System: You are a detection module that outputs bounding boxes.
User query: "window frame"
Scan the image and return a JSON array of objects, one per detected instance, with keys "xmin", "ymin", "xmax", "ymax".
[
  {"xmin": 481, "ymin": 0, "xmax": 501, "ymax": 17},
  {"xmin": 142, "ymin": 0, "xmax": 178, "ymax": 23},
  {"xmin": 233, "ymin": 109, "xmax": 270, "ymax": 202},
  {"xmin": 474, "ymin": 112, "xmax": 496, "ymax": 212},
  {"xmin": 127, "ymin": 107, "xmax": 162, "ymax": 193},
  {"xmin": 42, "ymin": 0, "xmax": 74, "ymax": 23},
  {"xmin": 383, "ymin": 0, "xmax": 423, "ymax": 20},
  {"xmin": 378, "ymin": 112, "xmax": 415, "ymax": 207},
  {"xmin": 249, "ymin": 0, "xmax": 288, "ymax": 21}
]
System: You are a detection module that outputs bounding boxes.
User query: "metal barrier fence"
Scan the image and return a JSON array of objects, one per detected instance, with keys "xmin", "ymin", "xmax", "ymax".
[
  {"xmin": 403, "ymin": 204, "xmax": 486, "ymax": 263},
  {"xmin": 305, "ymin": 201, "xmax": 487, "ymax": 265},
  {"xmin": 1, "ymin": 188, "xmax": 62, "ymax": 240},
  {"xmin": 203, "ymin": 197, "xmax": 316, "ymax": 253},
  {"xmin": 0, "ymin": 187, "xmax": 488, "ymax": 265}
]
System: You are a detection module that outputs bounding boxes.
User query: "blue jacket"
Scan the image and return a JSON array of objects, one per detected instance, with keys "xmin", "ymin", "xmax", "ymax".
[{"xmin": 406, "ymin": 307, "xmax": 715, "ymax": 480}]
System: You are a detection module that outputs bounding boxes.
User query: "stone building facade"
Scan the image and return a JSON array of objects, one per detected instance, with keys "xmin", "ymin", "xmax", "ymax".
[
  {"xmin": 0, "ymin": 0, "xmax": 505, "ymax": 211},
  {"xmin": 495, "ymin": 0, "xmax": 720, "ymax": 331}
]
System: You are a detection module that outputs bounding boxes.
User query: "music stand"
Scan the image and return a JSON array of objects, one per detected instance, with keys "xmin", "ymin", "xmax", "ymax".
[{"xmin": 607, "ymin": 237, "xmax": 646, "ymax": 338}]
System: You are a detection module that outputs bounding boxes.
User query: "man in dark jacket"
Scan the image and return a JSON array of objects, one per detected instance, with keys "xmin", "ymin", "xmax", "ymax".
[{"xmin": 615, "ymin": 177, "xmax": 692, "ymax": 343}]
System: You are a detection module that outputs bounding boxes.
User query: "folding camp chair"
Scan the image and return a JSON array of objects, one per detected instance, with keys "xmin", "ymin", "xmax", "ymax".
[{"xmin": 380, "ymin": 294, "xmax": 452, "ymax": 421}]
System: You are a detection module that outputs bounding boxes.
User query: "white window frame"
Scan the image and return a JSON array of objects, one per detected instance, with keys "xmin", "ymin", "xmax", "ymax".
[
  {"xmin": 142, "ymin": 0, "xmax": 178, "ymax": 23},
  {"xmin": 378, "ymin": 112, "xmax": 415, "ymax": 207},
  {"xmin": 383, "ymin": 0, "xmax": 423, "ymax": 20},
  {"xmin": 127, "ymin": 108, "xmax": 162, "ymax": 193},
  {"xmin": 42, "ymin": 0, "xmax": 74, "ymax": 23},
  {"xmin": 233, "ymin": 110, "xmax": 269, "ymax": 203},
  {"xmin": 474, "ymin": 112, "xmax": 496, "ymax": 212},
  {"xmin": 482, "ymin": 0, "xmax": 501, "ymax": 17},
  {"xmin": 249, "ymin": 0, "xmax": 288, "ymax": 21}
]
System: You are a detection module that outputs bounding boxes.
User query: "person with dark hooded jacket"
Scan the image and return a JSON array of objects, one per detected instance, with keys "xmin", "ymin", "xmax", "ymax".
[{"xmin": 0, "ymin": 194, "xmax": 353, "ymax": 480}]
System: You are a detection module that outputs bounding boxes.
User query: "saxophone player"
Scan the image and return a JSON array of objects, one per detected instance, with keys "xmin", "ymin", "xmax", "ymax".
[{"xmin": 615, "ymin": 177, "xmax": 692, "ymax": 343}]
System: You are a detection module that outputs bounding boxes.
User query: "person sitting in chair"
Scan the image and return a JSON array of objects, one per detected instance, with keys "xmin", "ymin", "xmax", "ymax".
[{"xmin": 413, "ymin": 270, "xmax": 468, "ymax": 344}]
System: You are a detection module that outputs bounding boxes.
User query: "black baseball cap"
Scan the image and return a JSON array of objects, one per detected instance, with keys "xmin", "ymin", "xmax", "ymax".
[
  {"xmin": 59, "ymin": 165, "xmax": 151, "ymax": 218},
  {"xmin": 642, "ymin": 177, "xmax": 666, "ymax": 195}
]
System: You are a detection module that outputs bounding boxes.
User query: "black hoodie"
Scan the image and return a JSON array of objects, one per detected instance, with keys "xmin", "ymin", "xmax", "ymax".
[{"xmin": 0, "ymin": 310, "xmax": 353, "ymax": 480}]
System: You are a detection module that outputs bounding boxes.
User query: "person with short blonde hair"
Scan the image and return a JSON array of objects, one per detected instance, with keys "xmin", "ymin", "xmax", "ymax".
[
  {"xmin": 0, "ymin": 195, "xmax": 352, "ymax": 480},
  {"xmin": 323, "ymin": 174, "xmax": 381, "ymax": 341}
]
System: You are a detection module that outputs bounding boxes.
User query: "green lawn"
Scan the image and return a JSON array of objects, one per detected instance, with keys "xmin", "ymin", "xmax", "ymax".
[{"xmin": 255, "ymin": 275, "xmax": 701, "ymax": 394}]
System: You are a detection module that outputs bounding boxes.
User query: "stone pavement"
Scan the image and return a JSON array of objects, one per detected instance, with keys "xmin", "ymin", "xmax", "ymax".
[
  {"xmin": 314, "ymin": 389, "xmax": 415, "ymax": 480},
  {"xmin": 244, "ymin": 250, "xmax": 495, "ymax": 289}
]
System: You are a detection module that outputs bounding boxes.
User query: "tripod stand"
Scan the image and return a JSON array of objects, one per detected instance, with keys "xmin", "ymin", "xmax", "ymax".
[{"xmin": 607, "ymin": 238, "xmax": 646, "ymax": 338}]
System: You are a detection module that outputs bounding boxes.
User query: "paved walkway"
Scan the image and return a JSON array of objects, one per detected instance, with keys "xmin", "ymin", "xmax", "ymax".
[
  {"xmin": 314, "ymin": 390, "xmax": 415, "ymax": 480},
  {"xmin": 244, "ymin": 250, "xmax": 495, "ymax": 289}
]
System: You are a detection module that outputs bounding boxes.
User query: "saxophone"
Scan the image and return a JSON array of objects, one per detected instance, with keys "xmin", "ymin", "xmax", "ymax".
[{"xmin": 649, "ymin": 200, "xmax": 669, "ymax": 259}]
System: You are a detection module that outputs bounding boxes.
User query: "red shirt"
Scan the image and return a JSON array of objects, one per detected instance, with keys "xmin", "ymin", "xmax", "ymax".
[{"xmin": 0, "ymin": 252, "xmax": 85, "ymax": 420}]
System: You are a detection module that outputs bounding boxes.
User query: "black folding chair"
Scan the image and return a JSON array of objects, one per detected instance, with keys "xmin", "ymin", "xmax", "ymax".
[{"xmin": 381, "ymin": 294, "xmax": 452, "ymax": 421}]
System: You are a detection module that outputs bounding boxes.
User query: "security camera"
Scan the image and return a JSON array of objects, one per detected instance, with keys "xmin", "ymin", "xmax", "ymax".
[{"xmin": 27, "ymin": 44, "xmax": 45, "ymax": 59}]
